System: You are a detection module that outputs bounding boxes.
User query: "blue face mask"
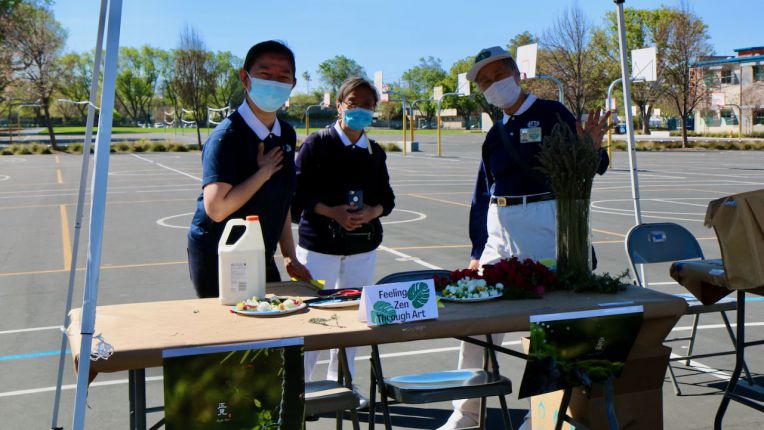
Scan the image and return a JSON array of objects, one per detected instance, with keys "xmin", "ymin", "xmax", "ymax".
[
  {"xmin": 247, "ymin": 74, "xmax": 292, "ymax": 112},
  {"xmin": 343, "ymin": 108, "xmax": 374, "ymax": 131}
]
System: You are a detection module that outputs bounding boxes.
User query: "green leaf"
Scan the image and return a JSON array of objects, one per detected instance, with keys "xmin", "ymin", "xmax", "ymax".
[
  {"xmin": 371, "ymin": 301, "xmax": 396, "ymax": 325},
  {"xmin": 406, "ymin": 282, "xmax": 430, "ymax": 309}
]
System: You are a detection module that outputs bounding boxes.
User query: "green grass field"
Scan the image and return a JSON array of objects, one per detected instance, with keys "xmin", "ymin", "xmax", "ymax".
[
  {"xmin": 38, "ymin": 126, "xmax": 215, "ymax": 135},
  {"xmin": 39, "ymin": 126, "xmax": 480, "ymax": 136}
]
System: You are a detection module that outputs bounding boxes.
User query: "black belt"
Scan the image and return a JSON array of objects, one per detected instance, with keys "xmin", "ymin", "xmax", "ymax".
[{"xmin": 490, "ymin": 193, "xmax": 554, "ymax": 207}]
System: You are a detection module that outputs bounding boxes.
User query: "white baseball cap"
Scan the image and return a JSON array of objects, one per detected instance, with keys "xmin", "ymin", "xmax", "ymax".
[{"xmin": 466, "ymin": 46, "xmax": 514, "ymax": 82}]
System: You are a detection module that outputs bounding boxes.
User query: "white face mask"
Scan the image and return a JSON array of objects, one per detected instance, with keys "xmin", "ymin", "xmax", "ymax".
[{"xmin": 483, "ymin": 76, "xmax": 521, "ymax": 109}]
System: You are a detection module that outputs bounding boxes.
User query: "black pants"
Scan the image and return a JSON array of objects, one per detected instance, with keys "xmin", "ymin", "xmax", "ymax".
[{"xmin": 187, "ymin": 242, "xmax": 281, "ymax": 298}]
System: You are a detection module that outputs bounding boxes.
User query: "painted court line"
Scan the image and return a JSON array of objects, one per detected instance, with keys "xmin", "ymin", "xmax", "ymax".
[
  {"xmin": 0, "ymin": 325, "xmax": 61, "ymax": 335},
  {"xmin": 0, "ymin": 260, "xmax": 186, "ymax": 278},
  {"xmin": 132, "ymin": 153, "xmax": 201, "ymax": 182},
  {"xmin": 59, "ymin": 204, "xmax": 72, "ymax": 270}
]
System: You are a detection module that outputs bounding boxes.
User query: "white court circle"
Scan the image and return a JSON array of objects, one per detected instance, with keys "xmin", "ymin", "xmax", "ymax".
[
  {"xmin": 157, "ymin": 212, "xmax": 194, "ymax": 229},
  {"xmin": 156, "ymin": 208, "xmax": 427, "ymax": 230}
]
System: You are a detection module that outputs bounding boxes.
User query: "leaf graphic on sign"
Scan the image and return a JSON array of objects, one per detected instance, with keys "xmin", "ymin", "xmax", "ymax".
[
  {"xmin": 407, "ymin": 282, "xmax": 430, "ymax": 309},
  {"xmin": 371, "ymin": 301, "xmax": 396, "ymax": 325}
]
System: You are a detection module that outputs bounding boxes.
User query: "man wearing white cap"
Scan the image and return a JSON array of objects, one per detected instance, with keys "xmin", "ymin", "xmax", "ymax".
[{"xmin": 438, "ymin": 46, "xmax": 610, "ymax": 430}]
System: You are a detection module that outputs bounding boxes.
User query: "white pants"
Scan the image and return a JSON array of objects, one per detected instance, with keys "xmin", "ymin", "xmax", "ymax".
[
  {"xmin": 454, "ymin": 200, "xmax": 556, "ymax": 418},
  {"xmin": 479, "ymin": 199, "xmax": 557, "ymax": 266},
  {"xmin": 297, "ymin": 246, "xmax": 377, "ymax": 382}
]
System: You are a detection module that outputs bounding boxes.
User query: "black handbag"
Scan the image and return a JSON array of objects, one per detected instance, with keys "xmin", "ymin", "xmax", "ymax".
[{"xmin": 328, "ymin": 220, "xmax": 381, "ymax": 255}]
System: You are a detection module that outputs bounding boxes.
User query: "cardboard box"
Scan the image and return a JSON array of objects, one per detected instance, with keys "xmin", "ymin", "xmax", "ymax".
[
  {"xmin": 522, "ymin": 337, "xmax": 671, "ymax": 430},
  {"xmin": 705, "ymin": 190, "xmax": 764, "ymax": 291}
]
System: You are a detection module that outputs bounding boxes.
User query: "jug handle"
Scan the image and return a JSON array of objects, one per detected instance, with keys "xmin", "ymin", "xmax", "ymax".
[{"xmin": 218, "ymin": 218, "xmax": 248, "ymax": 250}]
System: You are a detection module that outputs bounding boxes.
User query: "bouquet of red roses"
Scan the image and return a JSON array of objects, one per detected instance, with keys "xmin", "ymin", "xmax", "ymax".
[
  {"xmin": 481, "ymin": 257, "xmax": 556, "ymax": 299},
  {"xmin": 434, "ymin": 258, "xmax": 556, "ymax": 300}
]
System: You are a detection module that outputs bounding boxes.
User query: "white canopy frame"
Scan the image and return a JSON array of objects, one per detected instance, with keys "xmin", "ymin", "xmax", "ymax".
[{"xmin": 59, "ymin": 1, "xmax": 644, "ymax": 429}]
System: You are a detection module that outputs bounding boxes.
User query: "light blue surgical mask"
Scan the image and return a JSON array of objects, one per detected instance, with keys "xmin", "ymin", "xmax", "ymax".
[
  {"xmin": 247, "ymin": 74, "xmax": 292, "ymax": 112},
  {"xmin": 343, "ymin": 108, "xmax": 374, "ymax": 131}
]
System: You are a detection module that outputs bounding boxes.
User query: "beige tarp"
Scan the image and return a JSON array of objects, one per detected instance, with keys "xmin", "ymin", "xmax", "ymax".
[{"xmin": 705, "ymin": 189, "xmax": 764, "ymax": 290}]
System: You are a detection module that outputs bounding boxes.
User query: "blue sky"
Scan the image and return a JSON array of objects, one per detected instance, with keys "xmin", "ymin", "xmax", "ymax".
[{"xmin": 54, "ymin": 0, "xmax": 761, "ymax": 93}]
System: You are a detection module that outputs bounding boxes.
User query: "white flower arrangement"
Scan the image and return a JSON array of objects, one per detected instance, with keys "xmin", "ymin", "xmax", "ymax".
[
  {"xmin": 236, "ymin": 296, "xmax": 302, "ymax": 312},
  {"xmin": 442, "ymin": 277, "xmax": 503, "ymax": 300}
]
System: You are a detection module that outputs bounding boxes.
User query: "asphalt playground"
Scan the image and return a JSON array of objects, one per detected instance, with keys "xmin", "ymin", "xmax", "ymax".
[{"xmin": 0, "ymin": 135, "xmax": 763, "ymax": 429}]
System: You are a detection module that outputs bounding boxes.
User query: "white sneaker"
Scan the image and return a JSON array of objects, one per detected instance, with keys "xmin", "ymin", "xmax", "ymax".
[
  {"xmin": 436, "ymin": 411, "xmax": 480, "ymax": 430},
  {"xmin": 352, "ymin": 385, "xmax": 368, "ymax": 411}
]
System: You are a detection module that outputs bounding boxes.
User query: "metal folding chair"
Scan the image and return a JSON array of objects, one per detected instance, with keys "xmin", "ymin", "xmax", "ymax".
[
  {"xmin": 304, "ymin": 347, "xmax": 362, "ymax": 430},
  {"xmin": 367, "ymin": 270, "xmax": 514, "ymax": 430},
  {"xmin": 624, "ymin": 222, "xmax": 752, "ymax": 395}
]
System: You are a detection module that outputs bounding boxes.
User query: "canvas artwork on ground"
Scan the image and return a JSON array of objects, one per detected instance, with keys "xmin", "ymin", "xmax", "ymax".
[
  {"xmin": 163, "ymin": 341, "xmax": 304, "ymax": 430},
  {"xmin": 519, "ymin": 306, "xmax": 643, "ymax": 398}
]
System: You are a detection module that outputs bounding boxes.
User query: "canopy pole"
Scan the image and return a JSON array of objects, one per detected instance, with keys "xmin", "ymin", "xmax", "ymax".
[
  {"xmin": 615, "ymin": 0, "xmax": 648, "ymax": 286},
  {"xmin": 71, "ymin": 0, "xmax": 123, "ymax": 428},
  {"xmin": 49, "ymin": 1, "xmax": 107, "ymax": 428},
  {"xmin": 614, "ymin": 0, "xmax": 642, "ymax": 225}
]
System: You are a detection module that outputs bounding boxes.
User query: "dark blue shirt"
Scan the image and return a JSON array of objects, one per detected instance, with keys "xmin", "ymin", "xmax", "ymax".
[
  {"xmin": 293, "ymin": 127, "xmax": 395, "ymax": 255},
  {"xmin": 469, "ymin": 97, "xmax": 609, "ymax": 259},
  {"xmin": 188, "ymin": 111, "xmax": 296, "ymax": 258}
]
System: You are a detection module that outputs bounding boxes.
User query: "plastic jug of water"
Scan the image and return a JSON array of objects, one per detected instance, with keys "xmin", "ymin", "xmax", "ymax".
[{"xmin": 218, "ymin": 215, "xmax": 266, "ymax": 305}]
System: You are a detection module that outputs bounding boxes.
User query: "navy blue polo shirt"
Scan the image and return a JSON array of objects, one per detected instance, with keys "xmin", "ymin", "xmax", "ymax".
[
  {"xmin": 468, "ymin": 95, "xmax": 609, "ymax": 259},
  {"xmin": 187, "ymin": 110, "xmax": 296, "ymax": 259}
]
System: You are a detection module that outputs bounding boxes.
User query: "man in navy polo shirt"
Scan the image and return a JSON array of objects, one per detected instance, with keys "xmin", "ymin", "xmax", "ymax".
[
  {"xmin": 187, "ymin": 40, "xmax": 311, "ymax": 298},
  {"xmin": 438, "ymin": 46, "xmax": 610, "ymax": 430}
]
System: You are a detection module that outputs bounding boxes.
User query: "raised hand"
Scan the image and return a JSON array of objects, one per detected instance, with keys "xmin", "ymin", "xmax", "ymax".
[{"xmin": 576, "ymin": 109, "xmax": 611, "ymax": 150}]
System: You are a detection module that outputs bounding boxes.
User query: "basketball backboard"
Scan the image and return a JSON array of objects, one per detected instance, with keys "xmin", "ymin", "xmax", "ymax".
[
  {"xmin": 516, "ymin": 43, "xmax": 538, "ymax": 80},
  {"xmin": 457, "ymin": 73, "xmax": 470, "ymax": 96},
  {"xmin": 631, "ymin": 47, "xmax": 657, "ymax": 82}
]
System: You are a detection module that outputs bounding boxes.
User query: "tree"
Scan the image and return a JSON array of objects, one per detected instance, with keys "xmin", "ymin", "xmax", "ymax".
[
  {"xmin": 157, "ymin": 49, "xmax": 179, "ymax": 124},
  {"xmin": 401, "ymin": 56, "xmax": 447, "ymax": 123},
  {"xmin": 442, "ymin": 57, "xmax": 480, "ymax": 128},
  {"xmin": 507, "ymin": 31, "xmax": 537, "ymax": 58},
  {"xmin": 5, "ymin": 2, "xmax": 66, "ymax": 149},
  {"xmin": 599, "ymin": 8, "xmax": 672, "ymax": 134},
  {"xmin": 541, "ymin": 5, "xmax": 608, "ymax": 120},
  {"xmin": 115, "ymin": 45, "xmax": 162, "ymax": 125},
  {"xmin": 173, "ymin": 26, "xmax": 214, "ymax": 149},
  {"xmin": 301, "ymin": 71, "xmax": 311, "ymax": 94},
  {"xmin": 317, "ymin": 55, "xmax": 365, "ymax": 95},
  {"xmin": 57, "ymin": 51, "xmax": 95, "ymax": 121},
  {"xmin": 0, "ymin": 0, "xmax": 23, "ymax": 95},
  {"xmin": 210, "ymin": 51, "xmax": 244, "ymax": 110},
  {"xmin": 662, "ymin": 1, "xmax": 713, "ymax": 148}
]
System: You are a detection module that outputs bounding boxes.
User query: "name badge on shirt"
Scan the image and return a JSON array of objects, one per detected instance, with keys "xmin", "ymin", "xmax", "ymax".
[{"xmin": 520, "ymin": 127, "xmax": 542, "ymax": 143}]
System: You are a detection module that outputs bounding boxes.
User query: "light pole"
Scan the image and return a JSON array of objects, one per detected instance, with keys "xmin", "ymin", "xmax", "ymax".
[
  {"xmin": 305, "ymin": 104, "xmax": 322, "ymax": 136},
  {"xmin": 386, "ymin": 90, "xmax": 408, "ymax": 155},
  {"xmin": 536, "ymin": 74, "xmax": 564, "ymax": 104},
  {"xmin": 409, "ymin": 98, "xmax": 430, "ymax": 143},
  {"xmin": 606, "ymin": 77, "xmax": 644, "ymax": 167},
  {"xmin": 436, "ymin": 92, "xmax": 460, "ymax": 157}
]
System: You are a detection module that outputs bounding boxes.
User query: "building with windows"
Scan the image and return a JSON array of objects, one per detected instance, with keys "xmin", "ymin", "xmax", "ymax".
[{"xmin": 693, "ymin": 46, "xmax": 764, "ymax": 134}]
